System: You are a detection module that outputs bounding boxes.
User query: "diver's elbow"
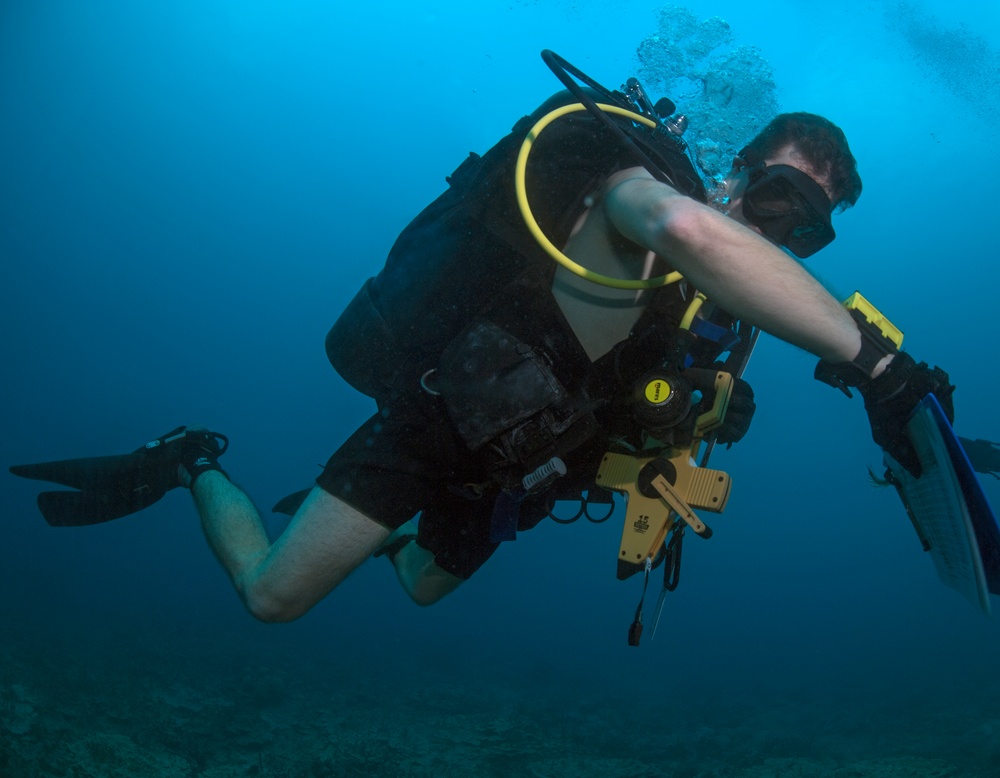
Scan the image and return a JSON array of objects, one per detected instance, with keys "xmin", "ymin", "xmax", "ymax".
[{"xmin": 647, "ymin": 197, "xmax": 715, "ymax": 255}]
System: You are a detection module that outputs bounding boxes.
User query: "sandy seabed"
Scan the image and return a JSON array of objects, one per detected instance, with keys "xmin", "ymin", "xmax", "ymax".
[{"xmin": 2, "ymin": 629, "xmax": 998, "ymax": 778}]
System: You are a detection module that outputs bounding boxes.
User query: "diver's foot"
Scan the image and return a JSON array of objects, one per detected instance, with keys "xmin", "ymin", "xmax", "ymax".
[{"xmin": 142, "ymin": 425, "xmax": 229, "ymax": 489}]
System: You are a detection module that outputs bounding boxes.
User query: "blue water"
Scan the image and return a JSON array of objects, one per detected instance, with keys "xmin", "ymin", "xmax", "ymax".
[{"xmin": 2, "ymin": 1, "xmax": 999, "ymax": 775}]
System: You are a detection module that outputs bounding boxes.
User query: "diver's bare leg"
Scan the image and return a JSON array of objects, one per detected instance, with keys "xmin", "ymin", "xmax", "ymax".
[
  {"xmin": 388, "ymin": 528, "xmax": 463, "ymax": 606},
  {"xmin": 190, "ymin": 472, "xmax": 389, "ymax": 622}
]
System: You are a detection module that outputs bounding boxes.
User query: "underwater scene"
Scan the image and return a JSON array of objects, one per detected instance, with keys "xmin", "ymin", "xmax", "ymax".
[{"xmin": 3, "ymin": 0, "xmax": 1000, "ymax": 775}]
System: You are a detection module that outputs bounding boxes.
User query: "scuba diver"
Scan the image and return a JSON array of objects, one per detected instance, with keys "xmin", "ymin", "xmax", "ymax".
[{"xmin": 11, "ymin": 52, "xmax": 958, "ymax": 625}]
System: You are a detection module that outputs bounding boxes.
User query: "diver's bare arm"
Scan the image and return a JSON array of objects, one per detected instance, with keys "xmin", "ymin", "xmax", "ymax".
[{"xmin": 603, "ymin": 168, "xmax": 862, "ymax": 365}]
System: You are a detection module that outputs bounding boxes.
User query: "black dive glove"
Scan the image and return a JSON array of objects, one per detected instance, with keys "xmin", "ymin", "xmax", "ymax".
[
  {"xmin": 717, "ymin": 377, "xmax": 756, "ymax": 445},
  {"xmin": 856, "ymin": 352, "xmax": 955, "ymax": 477}
]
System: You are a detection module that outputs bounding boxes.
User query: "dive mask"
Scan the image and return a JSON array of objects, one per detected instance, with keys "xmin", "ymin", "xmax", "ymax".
[{"xmin": 739, "ymin": 149, "xmax": 835, "ymax": 258}]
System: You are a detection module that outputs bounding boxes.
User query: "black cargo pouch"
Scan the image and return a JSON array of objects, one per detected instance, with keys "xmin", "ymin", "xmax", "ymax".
[
  {"xmin": 435, "ymin": 320, "xmax": 599, "ymax": 476},
  {"xmin": 437, "ymin": 320, "xmax": 572, "ymax": 450}
]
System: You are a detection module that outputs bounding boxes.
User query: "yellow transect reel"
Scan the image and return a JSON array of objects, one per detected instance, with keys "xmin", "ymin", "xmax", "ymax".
[{"xmin": 515, "ymin": 102, "xmax": 686, "ymax": 291}]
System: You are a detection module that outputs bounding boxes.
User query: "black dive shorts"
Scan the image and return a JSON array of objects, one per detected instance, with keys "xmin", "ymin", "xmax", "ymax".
[{"xmin": 317, "ymin": 392, "xmax": 553, "ymax": 579}]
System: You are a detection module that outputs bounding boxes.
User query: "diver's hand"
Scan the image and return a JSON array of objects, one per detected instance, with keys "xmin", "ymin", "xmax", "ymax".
[
  {"xmin": 717, "ymin": 377, "xmax": 756, "ymax": 445},
  {"xmin": 858, "ymin": 352, "xmax": 955, "ymax": 477}
]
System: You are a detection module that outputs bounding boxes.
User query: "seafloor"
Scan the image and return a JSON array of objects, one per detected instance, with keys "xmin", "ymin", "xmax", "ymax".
[{"xmin": 2, "ymin": 625, "xmax": 998, "ymax": 778}]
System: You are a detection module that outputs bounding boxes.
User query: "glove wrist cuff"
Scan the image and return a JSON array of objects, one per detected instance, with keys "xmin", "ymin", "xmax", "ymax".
[
  {"xmin": 815, "ymin": 309, "xmax": 901, "ymax": 398},
  {"xmin": 857, "ymin": 352, "xmax": 915, "ymax": 404}
]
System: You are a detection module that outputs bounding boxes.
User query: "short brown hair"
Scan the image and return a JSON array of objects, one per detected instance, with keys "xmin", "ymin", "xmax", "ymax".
[{"xmin": 743, "ymin": 112, "xmax": 862, "ymax": 211}]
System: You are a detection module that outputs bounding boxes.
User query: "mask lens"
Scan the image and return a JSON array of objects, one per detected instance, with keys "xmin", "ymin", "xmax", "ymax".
[{"xmin": 742, "ymin": 165, "xmax": 834, "ymax": 258}]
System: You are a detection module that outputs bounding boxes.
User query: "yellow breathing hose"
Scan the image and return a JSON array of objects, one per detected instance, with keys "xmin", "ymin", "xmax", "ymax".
[
  {"xmin": 514, "ymin": 102, "xmax": 685, "ymax": 291},
  {"xmin": 678, "ymin": 293, "xmax": 707, "ymax": 330}
]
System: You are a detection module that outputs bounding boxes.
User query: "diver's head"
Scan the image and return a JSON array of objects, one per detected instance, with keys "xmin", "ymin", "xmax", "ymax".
[
  {"xmin": 716, "ymin": 113, "xmax": 862, "ymax": 258},
  {"xmin": 744, "ymin": 112, "xmax": 862, "ymax": 210}
]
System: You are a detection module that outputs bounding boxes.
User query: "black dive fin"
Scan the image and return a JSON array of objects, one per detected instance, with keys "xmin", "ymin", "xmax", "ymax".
[
  {"xmin": 36, "ymin": 486, "xmax": 168, "ymax": 527},
  {"xmin": 10, "ymin": 450, "xmax": 174, "ymax": 527},
  {"xmin": 10, "ymin": 452, "xmax": 149, "ymax": 491},
  {"xmin": 959, "ymin": 437, "xmax": 1000, "ymax": 479},
  {"xmin": 8, "ymin": 426, "xmax": 208, "ymax": 527},
  {"xmin": 272, "ymin": 488, "xmax": 312, "ymax": 516}
]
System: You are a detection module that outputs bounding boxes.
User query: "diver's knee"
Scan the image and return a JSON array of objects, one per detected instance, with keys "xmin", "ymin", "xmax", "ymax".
[
  {"xmin": 402, "ymin": 574, "xmax": 463, "ymax": 607},
  {"xmin": 242, "ymin": 582, "xmax": 314, "ymax": 623},
  {"xmin": 244, "ymin": 594, "xmax": 302, "ymax": 623},
  {"xmin": 406, "ymin": 587, "xmax": 450, "ymax": 607}
]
